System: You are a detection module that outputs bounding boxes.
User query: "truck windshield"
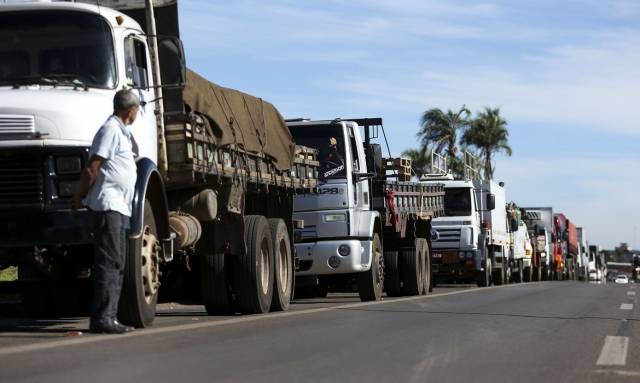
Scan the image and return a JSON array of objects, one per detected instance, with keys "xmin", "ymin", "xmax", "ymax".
[
  {"xmin": 0, "ymin": 11, "xmax": 116, "ymax": 89},
  {"xmin": 444, "ymin": 187, "xmax": 472, "ymax": 216},
  {"xmin": 289, "ymin": 124, "xmax": 347, "ymax": 180}
]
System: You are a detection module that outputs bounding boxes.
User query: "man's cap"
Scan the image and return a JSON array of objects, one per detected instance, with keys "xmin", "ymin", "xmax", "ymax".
[{"xmin": 114, "ymin": 89, "xmax": 140, "ymax": 111}]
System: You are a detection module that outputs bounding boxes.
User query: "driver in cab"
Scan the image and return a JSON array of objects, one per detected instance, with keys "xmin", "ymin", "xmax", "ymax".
[{"xmin": 323, "ymin": 137, "xmax": 344, "ymax": 178}]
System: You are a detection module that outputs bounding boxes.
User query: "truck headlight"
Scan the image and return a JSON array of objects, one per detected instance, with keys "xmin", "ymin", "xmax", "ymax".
[
  {"xmin": 58, "ymin": 181, "xmax": 79, "ymax": 197},
  {"xmin": 338, "ymin": 244, "xmax": 351, "ymax": 256},
  {"xmin": 56, "ymin": 157, "xmax": 82, "ymax": 174},
  {"xmin": 324, "ymin": 214, "xmax": 346, "ymax": 222}
]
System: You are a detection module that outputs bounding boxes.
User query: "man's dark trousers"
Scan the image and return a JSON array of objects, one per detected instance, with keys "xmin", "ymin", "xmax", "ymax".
[{"xmin": 90, "ymin": 211, "xmax": 130, "ymax": 327}]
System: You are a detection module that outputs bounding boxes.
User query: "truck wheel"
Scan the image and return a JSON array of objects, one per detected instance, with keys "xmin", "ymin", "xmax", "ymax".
[
  {"xmin": 513, "ymin": 260, "xmax": 523, "ymax": 283},
  {"xmin": 477, "ymin": 257, "xmax": 491, "ymax": 287},
  {"xmin": 400, "ymin": 248, "xmax": 421, "ymax": 296},
  {"xmin": 383, "ymin": 251, "xmax": 403, "ymax": 297},
  {"xmin": 269, "ymin": 218, "xmax": 292, "ymax": 312},
  {"xmin": 358, "ymin": 233, "xmax": 383, "ymax": 301},
  {"xmin": 233, "ymin": 215, "xmax": 274, "ymax": 314},
  {"xmin": 119, "ymin": 199, "xmax": 160, "ymax": 328},
  {"xmin": 422, "ymin": 240, "xmax": 432, "ymax": 294},
  {"xmin": 201, "ymin": 252, "xmax": 233, "ymax": 315},
  {"xmin": 492, "ymin": 268, "xmax": 504, "ymax": 286},
  {"xmin": 542, "ymin": 265, "xmax": 549, "ymax": 281},
  {"xmin": 532, "ymin": 266, "xmax": 540, "ymax": 282},
  {"xmin": 523, "ymin": 266, "xmax": 532, "ymax": 283}
]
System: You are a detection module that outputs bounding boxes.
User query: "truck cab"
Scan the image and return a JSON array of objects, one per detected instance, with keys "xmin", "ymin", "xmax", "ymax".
[
  {"xmin": 427, "ymin": 179, "xmax": 481, "ymax": 282},
  {"xmin": 0, "ymin": 2, "xmax": 158, "ymax": 248},
  {"xmin": 288, "ymin": 119, "xmax": 378, "ymax": 278}
]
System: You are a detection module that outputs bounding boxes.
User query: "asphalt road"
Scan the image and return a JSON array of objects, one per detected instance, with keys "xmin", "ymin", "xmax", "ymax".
[{"xmin": 0, "ymin": 281, "xmax": 638, "ymax": 383}]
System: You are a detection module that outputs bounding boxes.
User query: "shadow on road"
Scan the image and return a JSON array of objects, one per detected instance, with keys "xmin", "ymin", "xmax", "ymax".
[{"xmin": 0, "ymin": 317, "xmax": 87, "ymax": 335}]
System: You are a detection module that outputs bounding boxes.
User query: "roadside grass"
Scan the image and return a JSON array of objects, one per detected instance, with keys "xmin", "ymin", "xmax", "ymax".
[{"xmin": 0, "ymin": 266, "xmax": 17, "ymax": 282}]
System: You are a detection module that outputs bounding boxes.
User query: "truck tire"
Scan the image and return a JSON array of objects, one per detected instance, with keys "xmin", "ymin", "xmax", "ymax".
[
  {"xmin": 532, "ymin": 266, "xmax": 540, "ymax": 282},
  {"xmin": 422, "ymin": 240, "xmax": 432, "ymax": 294},
  {"xmin": 477, "ymin": 256, "xmax": 491, "ymax": 287},
  {"xmin": 269, "ymin": 218, "xmax": 292, "ymax": 312},
  {"xmin": 400, "ymin": 248, "xmax": 421, "ymax": 296},
  {"xmin": 201, "ymin": 252, "xmax": 233, "ymax": 315},
  {"xmin": 542, "ymin": 264, "xmax": 549, "ymax": 281},
  {"xmin": 383, "ymin": 251, "xmax": 403, "ymax": 297},
  {"xmin": 523, "ymin": 266, "xmax": 532, "ymax": 282},
  {"xmin": 492, "ymin": 268, "xmax": 504, "ymax": 286},
  {"xmin": 119, "ymin": 199, "xmax": 159, "ymax": 328},
  {"xmin": 358, "ymin": 233, "xmax": 384, "ymax": 301},
  {"xmin": 233, "ymin": 215, "xmax": 274, "ymax": 314},
  {"xmin": 513, "ymin": 260, "xmax": 523, "ymax": 283}
]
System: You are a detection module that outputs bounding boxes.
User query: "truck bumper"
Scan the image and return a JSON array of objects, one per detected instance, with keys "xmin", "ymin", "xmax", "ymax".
[
  {"xmin": 0, "ymin": 209, "xmax": 94, "ymax": 248},
  {"xmin": 432, "ymin": 249, "xmax": 478, "ymax": 280},
  {"xmin": 295, "ymin": 239, "xmax": 372, "ymax": 276}
]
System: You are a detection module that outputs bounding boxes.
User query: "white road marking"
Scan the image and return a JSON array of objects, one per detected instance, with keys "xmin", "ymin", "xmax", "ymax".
[
  {"xmin": 0, "ymin": 282, "xmax": 536, "ymax": 356},
  {"xmin": 627, "ymin": 291, "xmax": 636, "ymax": 296},
  {"xmin": 595, "ymin": 369, "xmax": 640, "ymax": 377},
  {"xmin": 596, "ymin": 336, "xmax": 629, "ymax": 366},
  {"xmin": 620, "ymin": 303, "xmax": 633, "ymax": 310}
]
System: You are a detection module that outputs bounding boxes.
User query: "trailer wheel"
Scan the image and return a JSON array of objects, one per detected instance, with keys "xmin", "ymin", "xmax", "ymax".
[
  {"xmin": 118, "ymin": 200, "xmax": 160, "ymax": 328},
  {"xmin": 383, "ymin": 251, "xmax": 402, "ymax": 297},
  {"xmin": 523, "ymin": 265, "xmax": 532, "ymax": 282},
  {"xmin": 233, "ymin": 215, "xmax": 274, "ymax": 314},
  {"xmin": 268, "ymin": 218, "xmax": 292, "ymax": 312},
  {"xmin": 400, "ymin": 248, "xmax": 421, "ymax": 296},
  {"xmin": 513, "ymin": 260, "xmax": 523, "ymax": 283},
  {"xmin": 423, "ymin": 240, "xmax": 432, "ymax": 294},
  {"xmin": 492, "ymin": 267, "xmax": 504, "ymax": 286},
  {"xmin": 358, "ymin": 233, "xmax": 383, "ymax": 301},
  {"xmin": 201, "ymin": 252, "xmax": 233, "ymax": 315},
  {"xmin": 416, "ymin": 239, "xmax": 431, "ymax": 295}
]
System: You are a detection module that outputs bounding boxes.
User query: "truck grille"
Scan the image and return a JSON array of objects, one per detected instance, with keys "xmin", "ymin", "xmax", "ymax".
[
  {"xmin": 0, "ymin": 151, "xmax": 44, "ymax": 208},
  {"xmin": 434, "ymin": 228, "xmax": 461, "ymax": 243},
  {"xmin": 0, "ymin": 115, "xmax": 35, "ymax": 134}
]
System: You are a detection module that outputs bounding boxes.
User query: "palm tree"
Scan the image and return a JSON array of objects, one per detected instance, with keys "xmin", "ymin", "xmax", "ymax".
[
  {"xmin": 401, "ymin": 147, "xmax": 431, "ymax": 178},
  {"xmin": 417, "ymin": 106, "xmax": 471, "ymax": 177},
  {"xmin": 461, "ymin": 107, "xmax": 512, "ymax": 180}
]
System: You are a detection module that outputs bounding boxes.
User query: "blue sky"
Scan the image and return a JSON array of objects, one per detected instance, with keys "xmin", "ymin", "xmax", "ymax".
[{"xmin": 178, "ymin": 0, "xmax": 639, "ymax": 249}]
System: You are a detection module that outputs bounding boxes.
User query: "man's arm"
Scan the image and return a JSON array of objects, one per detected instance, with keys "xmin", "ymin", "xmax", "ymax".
[{"xmin": 72, "ymin": 155, "xmax": 105, "ymax": 211}]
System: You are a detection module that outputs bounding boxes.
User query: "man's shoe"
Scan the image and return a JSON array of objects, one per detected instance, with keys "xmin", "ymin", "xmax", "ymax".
[{"xmin": 90, "ymin": 319, "xmax": 135, "ymax": 334}]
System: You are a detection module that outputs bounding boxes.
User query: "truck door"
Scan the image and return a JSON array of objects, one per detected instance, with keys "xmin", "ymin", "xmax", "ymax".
[
  {"xmin": 347, "ymin": 125, "xmax": 369, "ymax": 236},
  {"xmin": 124, "ymin": 34, "xmax": 156, "ymax": 161}
]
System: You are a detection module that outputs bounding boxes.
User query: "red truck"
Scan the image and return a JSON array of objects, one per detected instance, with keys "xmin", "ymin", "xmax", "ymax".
[{"xmin": 553, "ymin": 213, "xmax": 578, "ymax": 280}]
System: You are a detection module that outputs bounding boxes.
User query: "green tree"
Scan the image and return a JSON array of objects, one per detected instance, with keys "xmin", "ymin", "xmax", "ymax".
[
  {"xmin": 417, "ymin": 105, "xmax": 471, "ymax": 177},
  {"xmin": 461, "ymin": 107, "xmax": 512, "ymax": 180},
  {"xmin": 401, "ymin": 147, "xmax": 431, "ymax": 178}
]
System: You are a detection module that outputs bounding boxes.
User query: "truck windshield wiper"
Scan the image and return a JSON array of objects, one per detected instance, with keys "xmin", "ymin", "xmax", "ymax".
[
  {"xmin": 41, "ymin": 74, "xmax": 89, "ymax": 90},
  {"xmin": 11, "ymin": 75, "xmax": 58, "ymax": 88}
]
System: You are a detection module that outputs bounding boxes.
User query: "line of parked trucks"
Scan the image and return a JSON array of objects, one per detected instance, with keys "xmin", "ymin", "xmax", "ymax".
[{"xmin": 0, "ymin": 0, "xmax": 600, "ymax": 327}]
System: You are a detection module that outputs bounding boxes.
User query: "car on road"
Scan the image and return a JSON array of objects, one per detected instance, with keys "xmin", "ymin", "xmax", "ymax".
[{"xmin": 614, "ymin": 275, "xmax": 629, "ymax": 284}]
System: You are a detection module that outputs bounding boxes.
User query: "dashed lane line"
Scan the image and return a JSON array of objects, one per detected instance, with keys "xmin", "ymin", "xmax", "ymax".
[
  {"xmin": 620, "ymin": 303, "xmax": 634, "ymax": 310},
  {"xmin": 0, "ymin": 282, "xmax": 540, "ymax": 356},
  {"xmin": 627, "ymin": 291, "xmax": 636, "ymax": 296},
  {"xmin": 596, "ymin": 336, "xmax": 629, "ymax": 366}
]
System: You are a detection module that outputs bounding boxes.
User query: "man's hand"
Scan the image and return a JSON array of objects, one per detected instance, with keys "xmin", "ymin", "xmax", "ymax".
[
  {"xmin": 72, "ymin": 155, "xmax": 105, "ymax": 211},
  {"xmin": 71, "ymin": 193, "xmax": 84, "ymax": 211}
]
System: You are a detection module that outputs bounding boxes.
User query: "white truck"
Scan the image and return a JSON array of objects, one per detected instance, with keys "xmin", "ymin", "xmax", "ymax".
[
  {"xmin": 0, "ymin": 0, "xmax": 320, "ymax": 326},
  {"xmin": 421, "ymin": 159, "xmax": 510, "ymax": 287},
  {"xmin": 521, "ymin": 207, "xmax": 554, "ymax": 281},
  {"xmin": 506, "ymin": 203, "xmax": 532, "ymax": 283},
  {"xmin": 287, "ymin": 118, "xmax": 444, "ymax": 301}
]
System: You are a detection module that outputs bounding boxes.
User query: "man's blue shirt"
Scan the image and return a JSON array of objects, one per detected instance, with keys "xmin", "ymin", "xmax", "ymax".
[{"xmin": 83, "ymin": 115, "xmax": 137, "ymax": 217}]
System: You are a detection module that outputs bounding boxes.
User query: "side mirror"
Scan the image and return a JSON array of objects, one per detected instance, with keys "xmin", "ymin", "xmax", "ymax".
[
  {"xmin": 158, "ymin": 36, "xmax": 186, "ymax": 88},
  {"xmin": 486, "ymin": 194, "xmax": 496, "ymax": 210},
  {"xmin": 354, "ymin": 172, "xmax": 375, "ymax": 182}
]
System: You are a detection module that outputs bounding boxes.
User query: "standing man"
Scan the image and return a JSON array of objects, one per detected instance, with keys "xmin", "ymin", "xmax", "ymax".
[{"xmin": 73, "ymin": 90, "xmax": 140, "ymax": 334}]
